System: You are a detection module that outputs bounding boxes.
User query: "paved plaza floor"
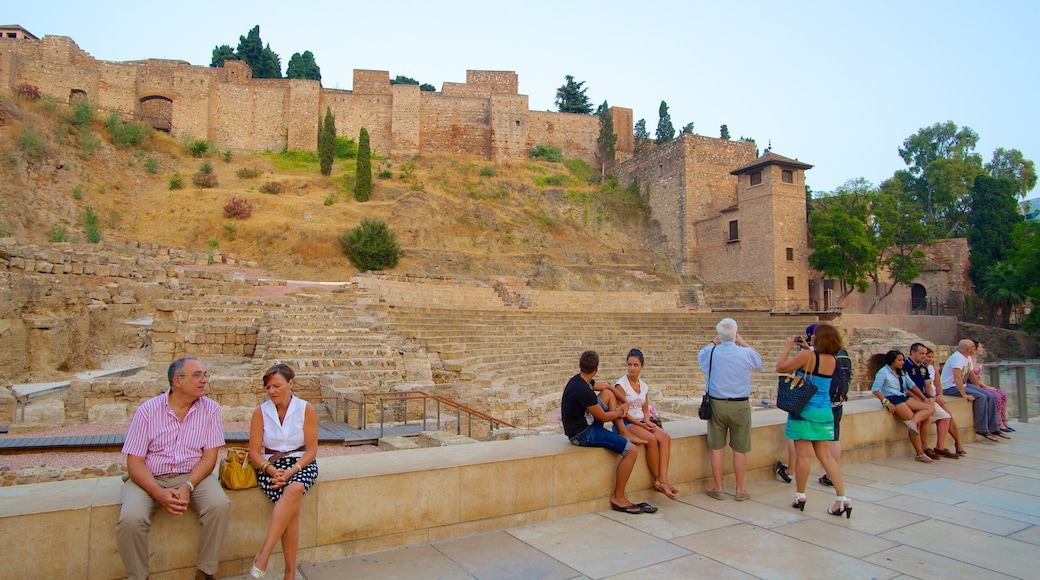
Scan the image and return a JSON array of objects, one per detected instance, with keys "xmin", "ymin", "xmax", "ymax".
[{"xmin": 232, "ymin": 421, "xmax": 1040, "ymax": 579}]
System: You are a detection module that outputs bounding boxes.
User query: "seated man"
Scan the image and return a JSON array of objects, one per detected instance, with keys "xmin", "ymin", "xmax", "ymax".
[
  {"xmin": 561, "ymin": 350, "xmax": 650, "ymax": 514},
  {"xmin": 116, "ymin": 356, "xmax": 230, "ymax": 580},
  {"xmin": 906, "ymin": 343, "xmax": 956, "ymax": 459},
  {"xmin": 940, "ymin": 339, "xmax": 1001, "ymax": 441}
]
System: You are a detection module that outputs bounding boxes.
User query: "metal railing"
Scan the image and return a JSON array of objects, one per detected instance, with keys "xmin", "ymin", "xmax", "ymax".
[
  {"xmin": 986, "ymin": 362, "xmax": 1040, "ymax": 422},
  {"xmin": 322, "ymin": 391, "xmax": 517, "ymax": 439}
]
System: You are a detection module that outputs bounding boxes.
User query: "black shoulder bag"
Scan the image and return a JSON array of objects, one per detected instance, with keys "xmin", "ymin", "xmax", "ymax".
[{"xmin": 699, "ymin": 346, "xmax": 716, "ymax": 420}]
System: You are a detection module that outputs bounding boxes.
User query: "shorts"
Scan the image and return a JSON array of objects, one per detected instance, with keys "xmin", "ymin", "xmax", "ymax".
[
  {"xmin": 570, "ymin": 422, "xmax": 631, "ymax": 456},
  {"xmin": 831, "ymin": 405, "xmax": 844, "ymax": 441},
  {"xmin": 706, "ymin": 398, "xmax": 751, "ymax": 453},
  {"xmin": 885, "ymin": 394, "xmax": 909, "ymax": 407},
  {"xmin": 931, "ymin": 401, "xmax": 951, "ymax": 422}
]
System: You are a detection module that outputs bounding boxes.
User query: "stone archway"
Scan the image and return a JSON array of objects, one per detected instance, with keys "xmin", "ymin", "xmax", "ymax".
[
  {"xmin": 139, "ymin": 95, "xmax": 173, "ymax": 132},
  {"xmin": 911, "ymin": 283, "xmax": 927, "ymax": 311}
]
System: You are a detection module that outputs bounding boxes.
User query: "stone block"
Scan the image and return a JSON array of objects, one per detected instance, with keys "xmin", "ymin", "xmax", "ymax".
[
  {"xmin": 418, "ymin": 431, "xmax": 479, "ymax": 448},
  {"xmin": 21, "ymin": 399, "xmax": 66, "ymax": 426},
  {"xmin": 87, "ymin": 403, "xmax": 129, "ymax": 424},
  {"xmin": 378, "ymin": 436, "xmax": 420, "ymax": 451}
]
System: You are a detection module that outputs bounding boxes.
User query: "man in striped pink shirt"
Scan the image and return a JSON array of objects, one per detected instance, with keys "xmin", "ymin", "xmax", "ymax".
[{"xmin": 116, "ymin": 356, "xmax": 229, "ymax": 580}]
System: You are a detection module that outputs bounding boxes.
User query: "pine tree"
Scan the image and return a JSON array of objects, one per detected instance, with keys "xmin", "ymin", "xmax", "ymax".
[
  {"xmin": 720, "ymin": 124, "xmax": 730, "ymax": 140},
  {"xmin": 681, "ymin": 122, "xmax": 694, "ymax": 135},
  {"xmin": 655, "ymin": 101, "xmax": 675, "ymax": 144},
  {"xmin": 355, "ymin": 128, "xmax": 372, "ymax": 202},
  {"xmin": 318, "ymin": 107, "xmax": 336, "ymax": 176},
  {"xmin": 210, "ymin": 45, "xmax": 237, "ymax": 67},
  {"xmin": 554, "ymin": 75, "xmax": 593, "ymax": 114}
]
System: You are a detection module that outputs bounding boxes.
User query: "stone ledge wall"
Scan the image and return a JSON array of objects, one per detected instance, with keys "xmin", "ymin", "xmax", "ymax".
[{"xmin": 0, "ymin": 399, "xmax": 975, "ymax": 579}]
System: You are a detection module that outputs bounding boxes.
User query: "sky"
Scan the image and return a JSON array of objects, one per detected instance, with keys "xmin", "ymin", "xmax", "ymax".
[{"xmin": 7, "ymin": 0, "xmax": 1039, "ymax": 194}]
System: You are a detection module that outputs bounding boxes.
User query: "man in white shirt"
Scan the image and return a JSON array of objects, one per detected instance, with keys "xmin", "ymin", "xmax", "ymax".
[{"xmin": 940, "ymin": 339, "xmax": 1000, "ymax": 441}]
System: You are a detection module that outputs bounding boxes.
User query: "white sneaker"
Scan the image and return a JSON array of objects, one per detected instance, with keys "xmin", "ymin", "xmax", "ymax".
[{"xmin": 904, "ymin": 420, "xmax": 919, "ymax": 435}]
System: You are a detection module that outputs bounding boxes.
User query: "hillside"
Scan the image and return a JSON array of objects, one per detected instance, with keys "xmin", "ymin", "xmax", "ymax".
[{"xmin": 0, "ymin": 96, "xmax": 680, "ymax": 291}]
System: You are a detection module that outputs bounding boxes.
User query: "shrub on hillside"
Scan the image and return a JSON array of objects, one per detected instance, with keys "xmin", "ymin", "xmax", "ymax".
[
  {"xmin": 105, "ymin": 112, "xmax": 151, "ymax": 148},
  {"xmin": 15, "ymin": 83, "xmax": 42, "ymax": 101},
  {"xmin": 169, "ymin": 172, "xmax": 184, "ymax": 190},
  {"xmin": 236, "ymin": 167, "xmax": 263, "ymax": 178},
  {"xmin": 334, "ymin": 136, "xmax": 357, "ymax": 159},
  {"xmin": 529, "ymin": 145, "xmax": 562, "ymax": 162},
  {"xmin": 189, "ymin": 139, "xmax": 210, "ymax": 158},
  {"xmin": 338, "ymin": 219, "xmax": 400, "ymax": 271},
  {"xmin": 223, "ymin": 197, "xmax": 253, "ymax": 219},
  {"xmin": 259, "ymin": 180, "xmax": 285, "ymax": 194},
  {"xmin": 68, "ymin": 100, "xmax": 95, "ymax": 130},
  {"xmin": 192, "ymin": 161, "xmax": 217, "ymax": 188}
]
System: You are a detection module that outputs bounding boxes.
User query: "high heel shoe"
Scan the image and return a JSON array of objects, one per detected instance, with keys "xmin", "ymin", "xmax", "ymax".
[
  {"xmin": 828, "ymin": 496, "xmax": 852, "ymax": 518},
  {"xmin": 250, "ymin": 557, "xmax": 267, "ymax": 579},
  {"xmin": 791, "ymin": 492, "xmax": 807, "ymax": 511}
]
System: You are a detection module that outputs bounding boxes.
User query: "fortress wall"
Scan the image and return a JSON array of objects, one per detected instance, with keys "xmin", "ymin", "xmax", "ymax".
[
  {"xmin": 489, "ymin": 94, "xmax": 529, "ymax": 162},
  {"xmin": 213, "ymin": 82, "xmax": 251, "ymax": 149},
  {"xmin": 441, "ymin": 81, "xmax": 490, "ymax": 98},
  {"xmin": 527, "ymin": 111, "xmax": 599, "ymax": 166},
  {"xmin": 250, "ymin": 80, "xmax": 291, "ymax": 152},
  {"xmin": 97, "ymin": 62, "xmax": 139, "ymax": 115},
  {"xmin": 286, "ymin": 80, "xmax": 322, "ymax": 152},
  {"xmin": 353, "ymin": 69, "xmax": 392, "ymax": 95},
  {"xmin": 420, "ymin": 95, "xmax": 491, "ymax": 157},
  {"xmin": 610, "ymin": 106, "xmax": 634, "ymax": 164},
  {"xmin": 617, "ymin": 140, "xmax": 689, "ymax": 272},
  {"xmin": 466, "ymin": 70, "xmax": 518, "ymax": 94},
  {"xmin": 391, "ymin": 83, "xmax": 421, "ymax": 159},
  {"xmin": 321, "ymin": 89, "xmax": 360, "ymax": 146}
]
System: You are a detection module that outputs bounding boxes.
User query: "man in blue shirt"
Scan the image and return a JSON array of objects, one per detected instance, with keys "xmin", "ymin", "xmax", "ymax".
[{"xmin": 698, "ymin": 318, "xmax": 763, "ymax": 501}]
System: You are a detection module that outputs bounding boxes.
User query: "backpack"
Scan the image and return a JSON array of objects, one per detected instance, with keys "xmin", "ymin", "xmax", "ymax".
[{"xmin": 830, "ymin": 348, "xmax": 852, "ymax": 402}]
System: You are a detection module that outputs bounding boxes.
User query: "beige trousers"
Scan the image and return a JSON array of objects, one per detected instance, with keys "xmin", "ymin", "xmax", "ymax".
[{"xmin": 115, "ymin": 472, "xmax": 230, "ymax": 580}]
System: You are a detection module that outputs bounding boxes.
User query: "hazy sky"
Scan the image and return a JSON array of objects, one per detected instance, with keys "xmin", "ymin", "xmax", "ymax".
[{"xmin": 7, "ymin": 0, "xmax": 1039, "ymax": 194}]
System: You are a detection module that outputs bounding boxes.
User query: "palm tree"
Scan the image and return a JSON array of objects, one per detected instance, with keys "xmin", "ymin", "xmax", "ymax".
[{"xmin": 976, "ymin": 262, "xmax": 1027, "ymax": 327}]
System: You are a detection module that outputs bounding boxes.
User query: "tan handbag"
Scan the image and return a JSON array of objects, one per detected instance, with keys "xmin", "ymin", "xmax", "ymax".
[{"xmin": 219, "ymin": 447, "xmax": 258, "ymax": 490}]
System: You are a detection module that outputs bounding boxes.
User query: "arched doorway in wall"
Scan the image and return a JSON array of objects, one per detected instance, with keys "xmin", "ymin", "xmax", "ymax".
[
  {"xmin": 139, "ymin": 96, "xmax": 173, "ymax": 132},
  {"xmin": 69, "ymin": 89, "xmax": 88, "ymax": 106},
  {"xmin": 911, "ymin": 283, "xmax": 927, "ymax": 311}
]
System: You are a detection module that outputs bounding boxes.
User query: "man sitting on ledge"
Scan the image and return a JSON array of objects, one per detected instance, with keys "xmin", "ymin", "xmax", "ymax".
[
  {"xmin": 561, "ymin": 350, "xmax": 652, "ymax": 514},
  {"xmin": 116, "ymin": 356, "xmax": 230, "ymax": 580}
]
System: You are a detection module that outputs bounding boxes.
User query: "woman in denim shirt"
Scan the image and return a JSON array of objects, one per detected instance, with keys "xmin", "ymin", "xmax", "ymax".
[{"xmin": 870, "ymin": 350, "xmax": 935, "ymax": 463}]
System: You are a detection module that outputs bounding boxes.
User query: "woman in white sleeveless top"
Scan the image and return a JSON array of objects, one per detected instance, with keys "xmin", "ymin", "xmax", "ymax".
[
  {"xmin": 247, "ymin": 364, "xmax": 318, "ymax": 579},
  {"xmin": 615, "ymin": 349, "xmax": 675, "ymax": 499}
]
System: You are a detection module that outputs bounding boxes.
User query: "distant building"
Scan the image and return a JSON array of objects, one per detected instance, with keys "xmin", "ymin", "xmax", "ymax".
[
  {"xmin": 1021, "ymin": 197, "xmax": 1040, "ymax": 222},
  {"xmin": 0, "ymin": 25, "xmax": 38, "ymax": 40}
]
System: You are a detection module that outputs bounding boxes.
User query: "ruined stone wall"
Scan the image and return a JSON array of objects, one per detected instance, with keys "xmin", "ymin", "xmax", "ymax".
[
  {"xmin": 391, "ymin": 83, "xmax": 421, "ymax": 159},
  {"xmin": 490, "ymin": 95, "xmax": 529, "ymax": 162},
  {"xmin": 421, "ymin": 95, "xmax": 490, "ymax": 157}
]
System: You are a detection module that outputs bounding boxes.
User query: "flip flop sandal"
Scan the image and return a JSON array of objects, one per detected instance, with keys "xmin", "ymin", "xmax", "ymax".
[
  {"xmin": 977, "ymin": 432, "xmax": 999, "ymax": 442},
  {"xmin": 610, "ymin": 502, "xmax": 643, "ymax": 514},
  {"xmin": 636, "ymin": 502, "xmax": 659, "ymax": 513},
  {"xmin": 914, "ymin": 454, "xmax": 935, "ymax": 463},
  {"xmin": 995, "ymin": 431, "xmax": 1011, "ymax": 439}
]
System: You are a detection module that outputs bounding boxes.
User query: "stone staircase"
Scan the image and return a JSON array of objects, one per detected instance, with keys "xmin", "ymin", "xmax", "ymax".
[{"xmin": 370, "ymin": 304, "xmax": 822, "ymax": 427}]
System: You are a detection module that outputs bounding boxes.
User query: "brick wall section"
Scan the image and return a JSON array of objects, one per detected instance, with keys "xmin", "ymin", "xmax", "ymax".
[{"xmin": 1, "ymin": 38, "xmax": 636, "ymax": 165}]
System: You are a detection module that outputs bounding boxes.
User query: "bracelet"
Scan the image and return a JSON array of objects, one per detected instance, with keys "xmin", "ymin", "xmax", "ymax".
[
  {"xmin": 185, "ymin": 480, "xmax": 195, "ymax": 493},
  {"xmin": 257, "ymin": 461, "xmax": 272, "ymax": 473},
  {"xmin": 882, "ymin": 399, "xmax": 890, "ymax": 407}
]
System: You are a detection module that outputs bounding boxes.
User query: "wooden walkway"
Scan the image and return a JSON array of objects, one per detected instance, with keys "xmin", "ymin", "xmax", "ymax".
[{"xmin": 0, "ymin": 423, "xmax": 425, "ymax": 452}]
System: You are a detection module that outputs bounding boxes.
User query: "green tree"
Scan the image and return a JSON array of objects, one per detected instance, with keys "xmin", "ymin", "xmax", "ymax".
[
  {"xmin": 977, "ymin": 262, "xmax": 1028, "ymax": 328},
  {"xmin": 985, "ymin": 147, "xmax": 1037, "ymax": 197},
  {"xmin": 1004, "ymin": 221, "xmax": 1040, "ymax": 334},
  {"xmin": 967, "ymin": 174, "xmax": 1024, "ymax": 324},
  {"xmin": 808, "ymin": 178, "xmax": 880, "ymax": 304},
  {"xmin": 236, "ymin": 26, "xmax": 281, "ymax": 78},
  {"xmin": 655, "ymin": 101, "xmax": 674, "ymax": 144},
  {"xmin": 633, "ymin": 119, "xmax": 651, "ymax": 155},
  {"xmin": 720, "ymin": 124, "xmax": 730, "ymax": 140},
  {"xmin": 286, "ymin": 50, "xmax": 321, "ymax": 82},
  {"xmin": 554, "ymin": 75, "xmax": 593, "ymax": 114},
  {"xmin": 391, "ymin": 75, "xmax": 419, "ymax": 85},
  {"xmin": 355, "ymin": 127, "xmax": 372, "ymax": 202},
  {"xmin": 868, "ymin": 183, "xmax": 932, "ymax": 312},
  {"xmin": 740, "ymin": 136, "xmax": 759, "ymax": 157},
  {"xmin": 318, "ymin": 107, "xmax": 336, "ymax": 176},
  {"xmin": 420, "ymin": 83, "xmax": 436, "ymax": 92},
  {"xmin": 595, "ymin": 101, "xmax": 617, "ymax": 174},
  {"xmin": 210, "ymin": 44, "xmax": 237, "ymax": 67},
  {"xmin": 338, "ymin": 219, "xmax": 401, "ymax": 271},
  {"xmin": 681, "ymin": 122, "xmax": 694, "ymax": 135},
  {"xmin": 894, "ymin": 121, "xmax": 984, "ymax": 236}
]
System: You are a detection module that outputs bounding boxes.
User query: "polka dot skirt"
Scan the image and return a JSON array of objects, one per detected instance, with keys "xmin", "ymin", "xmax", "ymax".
[{"xmin": 258, "ymin": 455, "xmax": 318, "ymax": 503}]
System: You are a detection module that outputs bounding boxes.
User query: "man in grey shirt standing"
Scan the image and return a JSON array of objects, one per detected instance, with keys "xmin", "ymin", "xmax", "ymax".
[{"xmin": 699, "ymin": 318, "xmax": 763, "ymax": 500}]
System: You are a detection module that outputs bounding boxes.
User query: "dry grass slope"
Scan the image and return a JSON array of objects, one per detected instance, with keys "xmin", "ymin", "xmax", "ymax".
[{"xmin": 0, "ymin": 96, "xmax": 679, "ymax": 290}]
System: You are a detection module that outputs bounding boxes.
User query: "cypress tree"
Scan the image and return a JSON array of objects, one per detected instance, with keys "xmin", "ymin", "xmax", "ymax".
[
  {"xmin": 355, "ymin": 127, "xmax": 372, "ymax": 202},
  {"xmin": 318, "ymin": 107, "xmax": 336, "ymax": 176}
]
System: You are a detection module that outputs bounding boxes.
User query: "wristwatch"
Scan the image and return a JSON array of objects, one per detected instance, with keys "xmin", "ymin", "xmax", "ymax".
[{"xmin": 185, "ymin": 480, "xmax": 195, "ymax": 493}]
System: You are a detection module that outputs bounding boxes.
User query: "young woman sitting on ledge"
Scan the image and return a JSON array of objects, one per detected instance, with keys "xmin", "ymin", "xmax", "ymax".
[{"xmin": 869, "ymin": 350, "xmax": 936, "ymax": 463}]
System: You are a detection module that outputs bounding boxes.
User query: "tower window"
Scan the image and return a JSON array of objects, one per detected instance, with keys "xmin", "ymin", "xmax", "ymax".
[
  {"xmin": 782, "ymin": 170, "xmax": 793, "ymax": 183},
  {"xmin": 728, "ymin": 220, "xmax": 739, "ymax": 242},
  {"xmin": 786, "ymin": 247, "xmax": 794, "ymax": 261},
  {"xmin": 750, "ymin": 171, "xmax": 762, "ymax": 186},
  {"xmin": 787, "ymin": 276, "xmax": 796, "ymax": 290}
]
